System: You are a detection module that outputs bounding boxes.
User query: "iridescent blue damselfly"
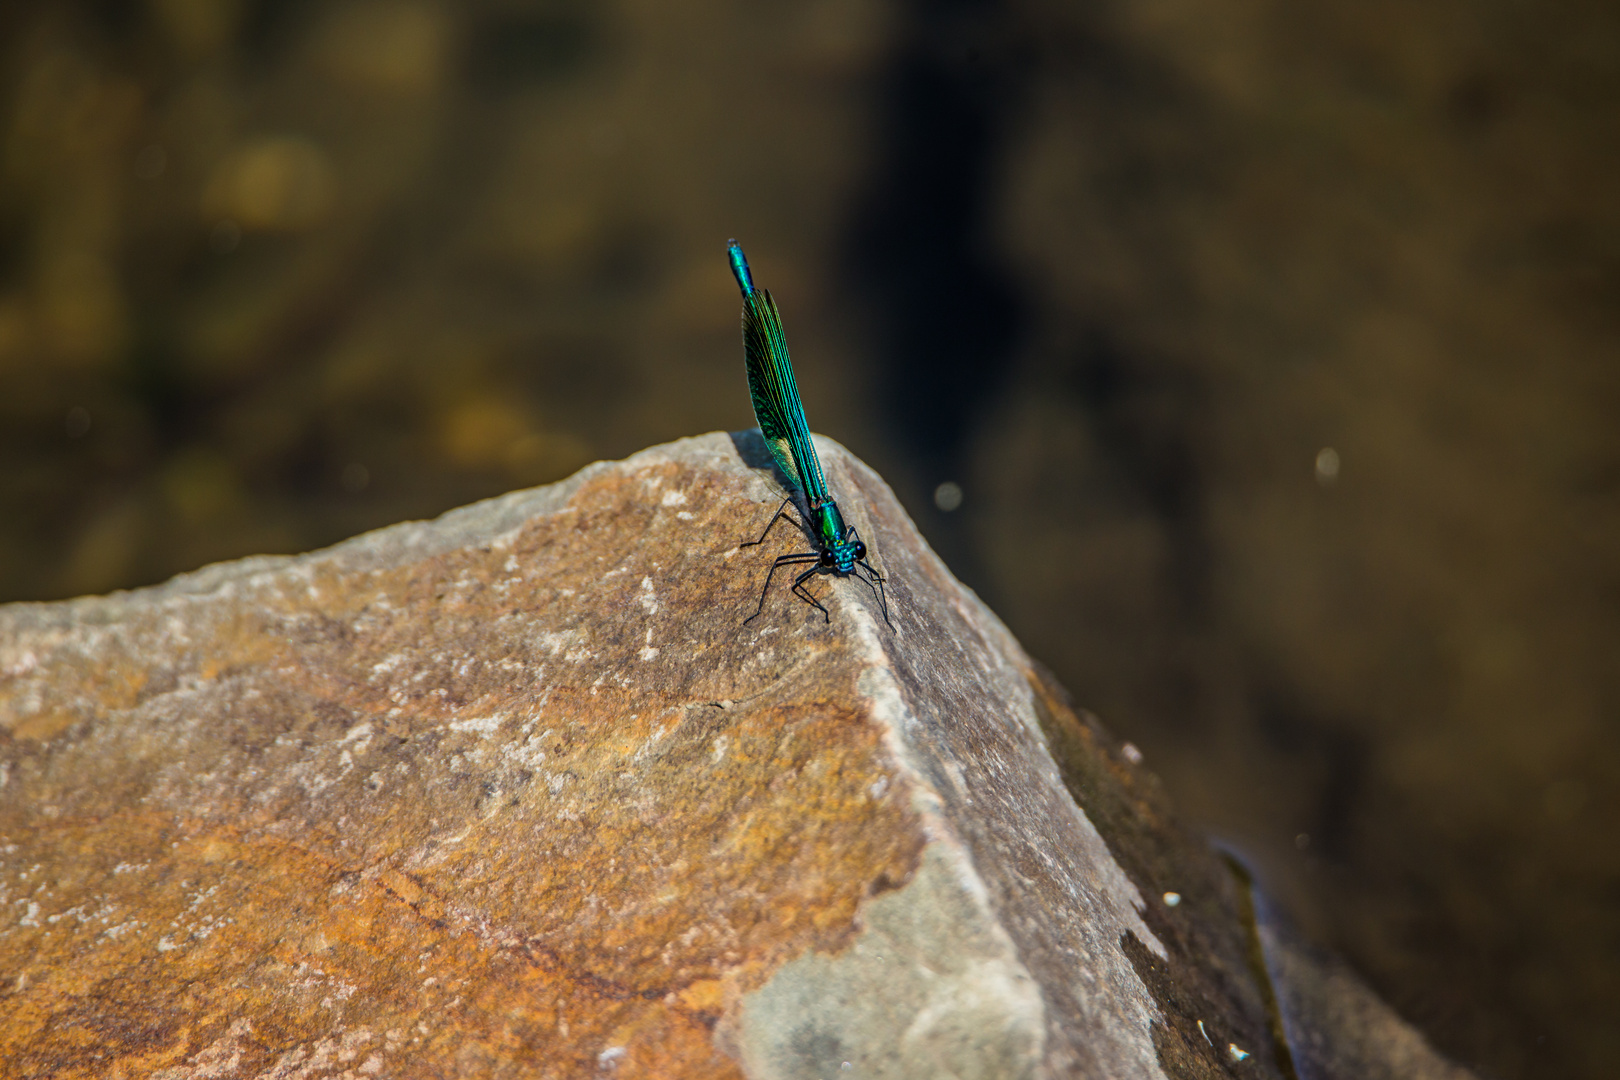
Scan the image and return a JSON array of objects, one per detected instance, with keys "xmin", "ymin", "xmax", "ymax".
[{"xmin": 728, "ymin": 240, "xmax": 891, "ymax": 627}]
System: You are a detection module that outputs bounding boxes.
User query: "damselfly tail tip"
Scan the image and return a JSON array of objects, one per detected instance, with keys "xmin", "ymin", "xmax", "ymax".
[{"xmin": 726, "ymin": 239, "xmax": 754, "ymax": 296}]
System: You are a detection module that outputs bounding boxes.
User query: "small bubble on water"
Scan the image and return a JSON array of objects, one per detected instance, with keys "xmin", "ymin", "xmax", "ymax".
[{"xmin": 1315, "ymin": 446, "xmax": 1340, "ymax": 485}]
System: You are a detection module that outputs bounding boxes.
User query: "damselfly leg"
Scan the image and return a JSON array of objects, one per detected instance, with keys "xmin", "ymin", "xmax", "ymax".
[
  {"xmin": 744, "ymin": 551, "xmax": 822, "ymax": 625},
  {"xmin": 740, "ymin": 496, "xmax": 802, "ymax": 550}
]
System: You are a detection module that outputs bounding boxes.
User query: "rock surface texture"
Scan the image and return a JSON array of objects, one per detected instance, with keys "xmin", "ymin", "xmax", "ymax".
[{"xmin": 0, "ymin": 433, "xmax": 1472, "ymax": 1079}]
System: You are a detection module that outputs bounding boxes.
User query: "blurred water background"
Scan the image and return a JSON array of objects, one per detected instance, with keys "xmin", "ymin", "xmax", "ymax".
[{"xmin": 2, "ymin": 1, "xmax": 1617, "ymax": 1076}]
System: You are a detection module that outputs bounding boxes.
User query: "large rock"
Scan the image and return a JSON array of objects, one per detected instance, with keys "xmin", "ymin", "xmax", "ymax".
[{"xmin": 0, "ymin": 433, "xmax": 1468, "ymax": 1078}]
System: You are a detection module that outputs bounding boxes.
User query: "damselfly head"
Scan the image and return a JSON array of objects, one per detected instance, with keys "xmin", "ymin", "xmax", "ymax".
[{"xmin": 827, "ymin": 539, "xmax": 860, "ymax": 574}]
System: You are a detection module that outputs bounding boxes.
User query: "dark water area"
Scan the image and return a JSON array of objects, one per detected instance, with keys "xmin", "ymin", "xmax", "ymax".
[{"xmin": 2, "ymin": 2, "xmax": 1617, "ymax": 1077}]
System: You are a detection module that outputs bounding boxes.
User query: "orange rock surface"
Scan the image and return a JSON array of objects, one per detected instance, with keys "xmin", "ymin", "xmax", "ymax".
[{"xmin": 0, "ymin": 433, "xmax": 1466, "ymax": 1078}]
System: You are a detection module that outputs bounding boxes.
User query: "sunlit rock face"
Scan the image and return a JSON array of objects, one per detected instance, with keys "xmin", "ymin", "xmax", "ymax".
[{"xmin": 0, "ymin": 433, "xmax": 1463, "ymax": 1079}]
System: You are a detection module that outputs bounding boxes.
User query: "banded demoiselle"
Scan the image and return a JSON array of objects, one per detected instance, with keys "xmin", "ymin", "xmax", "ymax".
[{"xmin": 727, "ymin": 240, "xmax": 891, "ymax": 627}]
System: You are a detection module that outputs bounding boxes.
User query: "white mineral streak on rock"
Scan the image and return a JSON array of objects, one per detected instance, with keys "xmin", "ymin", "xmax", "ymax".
[
  {"xmin": 534, "ymin": 628, "xmax": 589, "ymax": 663},
  {"xmin": 149, "ymin": 1018, "xmax": 256, "ymax": 1080},
  {"xmin": 447, "ymin": 715, "xmax": 503, "ymax": 735}
]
